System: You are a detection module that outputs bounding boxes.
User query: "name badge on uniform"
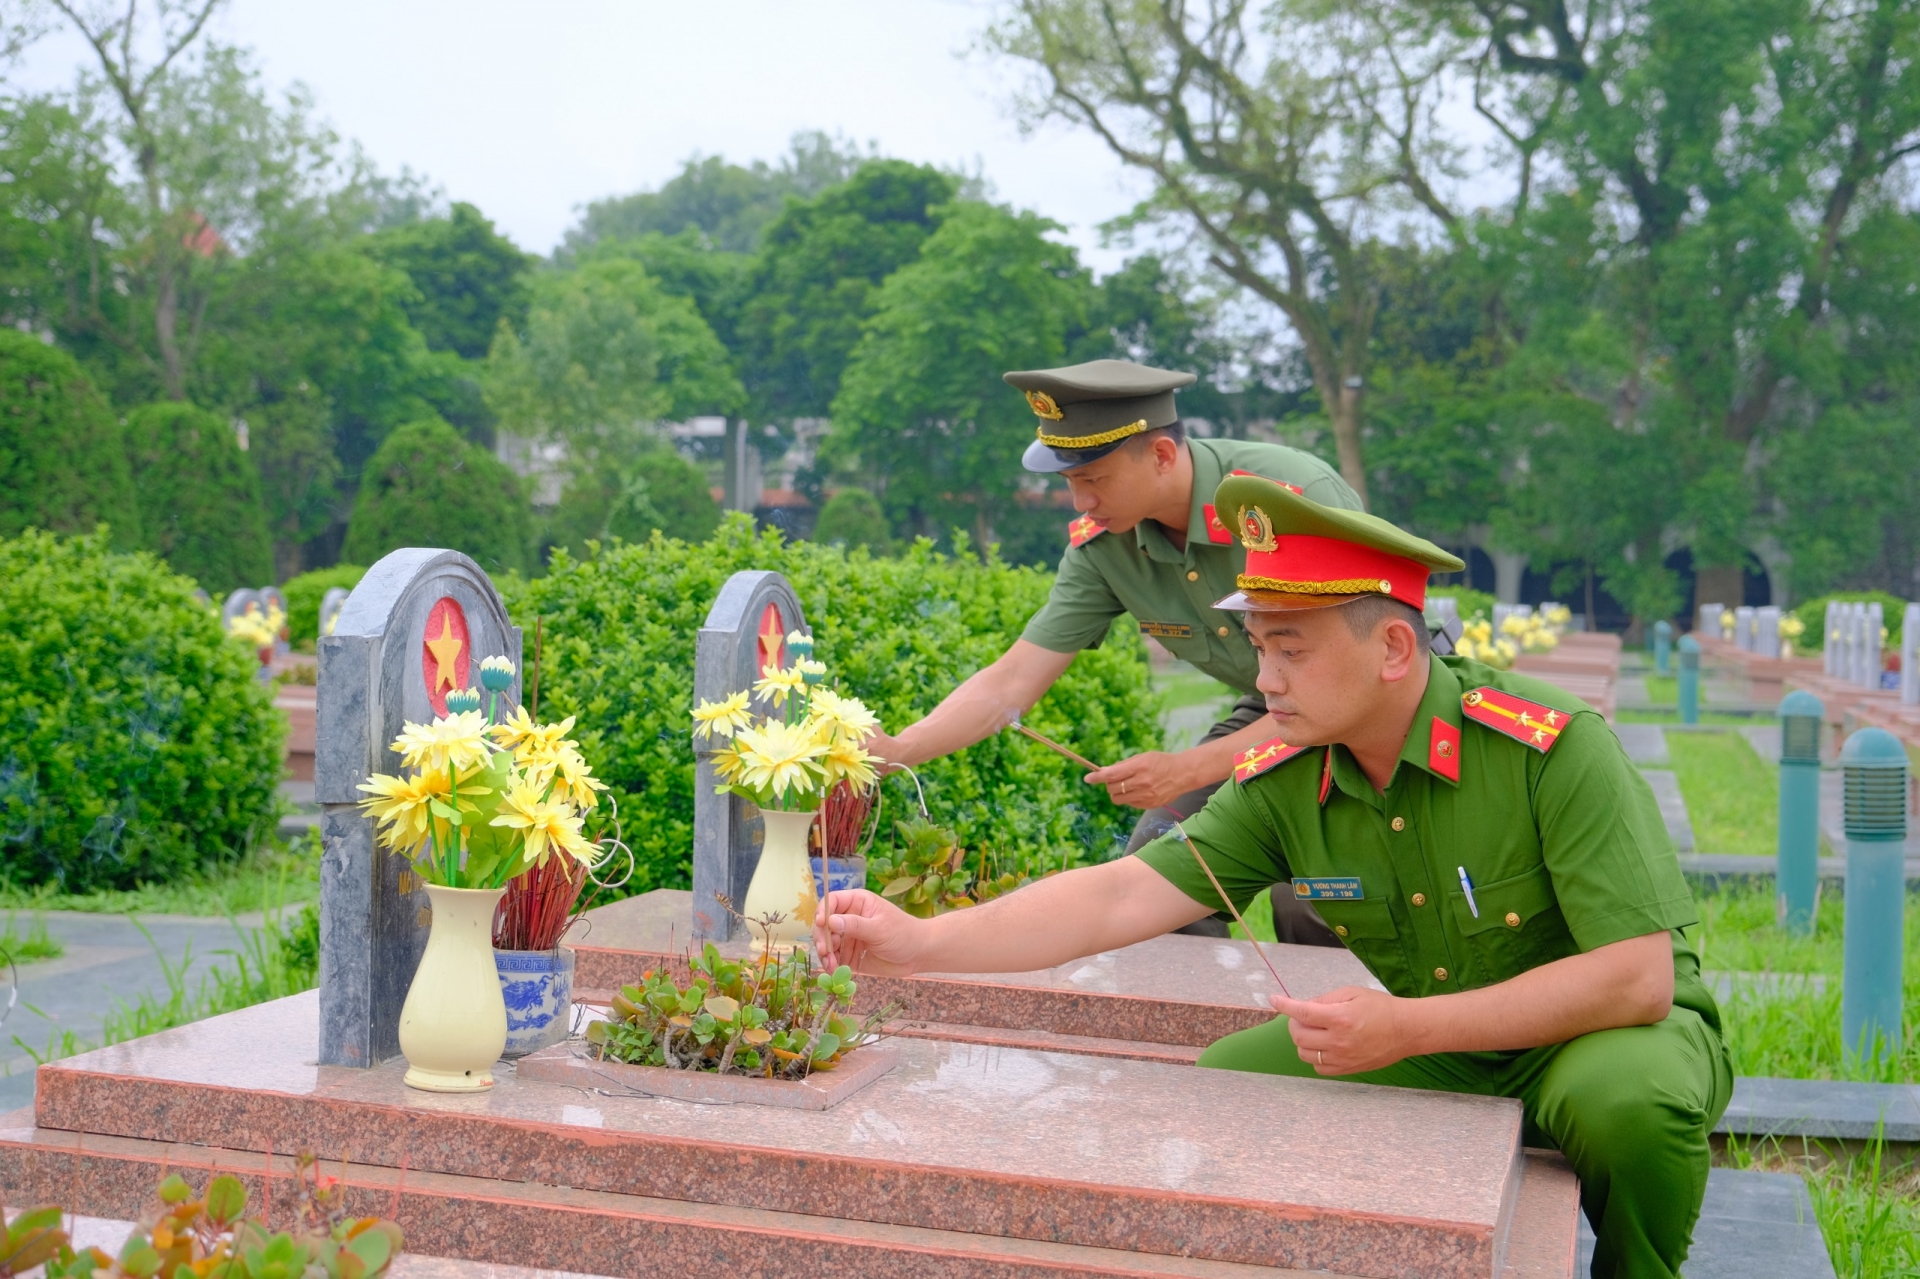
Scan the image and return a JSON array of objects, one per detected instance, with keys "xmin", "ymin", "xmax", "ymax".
[
  {"xmin": 1292, "ymin": 877, "xmax": 1363, "ymax": 900},
  {"xmin": 1139, "ymin": 621, "xmax": 1195, "ymax": 639}
]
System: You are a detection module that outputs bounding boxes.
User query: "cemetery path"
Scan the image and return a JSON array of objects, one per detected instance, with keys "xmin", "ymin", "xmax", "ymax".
[{"xmin": 0, "ymin": 911, "xmax": 283, "ymax": 1113}]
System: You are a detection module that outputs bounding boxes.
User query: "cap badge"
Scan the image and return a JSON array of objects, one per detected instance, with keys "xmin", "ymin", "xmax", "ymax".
[
  {"xmin": 1026, "ymin": 390, "xmax": 1065, "ymax": 421},
  {"xmin": 1237, "ymin": 504, "xmax": 1278, "ymax": 553}
]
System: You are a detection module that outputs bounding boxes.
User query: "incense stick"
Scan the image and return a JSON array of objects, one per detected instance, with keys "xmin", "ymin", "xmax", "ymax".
[
  {"xmin": 1171, "ymin": 820, "xmax": 1292, "ymax": 999},
  {"xmin": 1007, "ymin": 719, "xmax": 1105, "ymax": 774}
]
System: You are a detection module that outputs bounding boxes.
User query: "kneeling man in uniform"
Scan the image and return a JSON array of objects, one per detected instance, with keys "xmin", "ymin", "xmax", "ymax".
[{"xmin": 816, "ymin": 473, "xmax": 1732, "ymax": 1279}]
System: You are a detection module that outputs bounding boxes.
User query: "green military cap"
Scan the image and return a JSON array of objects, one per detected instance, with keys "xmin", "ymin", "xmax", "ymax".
[
  {"xmin": 1004, "ymin": 358, "xmax": 1197, "ymax": 473},
  {"xmin": 1212, "ymin": 472, "xmax": 1465, "ymax": 612}
]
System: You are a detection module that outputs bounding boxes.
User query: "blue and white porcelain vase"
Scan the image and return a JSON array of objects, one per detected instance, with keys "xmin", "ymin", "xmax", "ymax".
[{"xmin": 495, "ymin": 946, "xmax": 577, "ymax": 1057}]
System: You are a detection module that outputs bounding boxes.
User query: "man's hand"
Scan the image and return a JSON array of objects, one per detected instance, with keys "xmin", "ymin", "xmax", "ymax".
[
  {"xmin": 1270, "ymin": 987, "xmax": 1412, "ymax": 1075},
  {"xmin": 861, "ymin": 729, "xmax": 908, "ymax": 766},
  {"xmin": 813, "ymin": 888, "xmax": 925, "ymax": 976},
  {"xmin": 1085, "ymin": 750, "xmax": 1199, "ymax": 809}
]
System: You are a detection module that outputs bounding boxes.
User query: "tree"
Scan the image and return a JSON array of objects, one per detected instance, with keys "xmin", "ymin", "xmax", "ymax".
[
  {"xmin": 735, "ymin": 160, "xmax": 959, "ymax": 424},
  {"xmin": 812, "ymin": 488, "xmax": 892, "ymax": 554},
  {"xmin": 542, "ymin": 437, "xmax": 721, "ymax": 556},
  {"xmin": 365, "ymin": 201, "xmax": 535, "ymax": 360},
  {"xmin": 343, "ymin": 417, "xmax": 531, "ymax": 574},
  {"xmin": 124, "ymin": 400, "xmax": 271, "ymax": 593},
  {"xmin": 829, "ymin": 201, "xmax": 1093, "ymax": 548},
  {"xmin": 989, "ymin": 0, "xmax": 1474, "ymax": 505},
  {"xmin": 0, "ymin": 329, "xmax": 139, "ymax": 547}
]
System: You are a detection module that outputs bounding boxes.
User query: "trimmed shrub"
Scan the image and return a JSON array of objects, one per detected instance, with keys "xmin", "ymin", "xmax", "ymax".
[
  {"xmin": 0, "ymin": 330, "xmax": 140, "ymax": 549},
  {"xmin": 500, "ymin": 516, "xmax": 1159, "ymax": 896},
  {"xmin": 812, "ymin": 487, "xmax": 891, "ymax": 554},
  {"xmin": 1790, "ymin": 591, "xmax": 1908, "ymax": 654},
  {"xmin": 283, "ymin": 564, "xmax": 367, "ymax": 650},
  {"xmin": 1428, "ymin": 586, "xmax": 1497, "ymax": 622},
  {"xmin": 344, "ymin": 418, "xmax": 531, "ymax": 574},
  {"xmin": 124, "ymin": 402, "xmax": 273, "ymax": 595},
  {"xmin": 544, "ymin": 440, "xmax": 721, "ymax": 556},
  {"xmin": 0, "ymin": 530, "xmax": 285, "ymax": 889}
]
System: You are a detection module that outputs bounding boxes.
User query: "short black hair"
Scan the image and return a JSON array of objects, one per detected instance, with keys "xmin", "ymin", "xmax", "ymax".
[
  {"xmin": 1339, "ymin": 595, "xmax": 1426, "ymax": 641},
  {"xmin": 1125, "ymin": 419, "xmax": 1188, "ymax": 452}
]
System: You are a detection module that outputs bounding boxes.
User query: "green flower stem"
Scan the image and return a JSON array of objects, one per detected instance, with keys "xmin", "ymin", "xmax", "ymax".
[{"xmin": 446, "ymin": 762, "xmax": 461, "ymax": 888}]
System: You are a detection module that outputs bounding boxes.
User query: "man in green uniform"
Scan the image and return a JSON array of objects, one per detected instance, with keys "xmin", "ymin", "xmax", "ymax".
[
  {"xmin": 818, "ymin": 473, "xmax": 1731, "ymax": 1279},
  {"xmin": 862, "ymin": 358, "xmax": 1361, "ymax": 940}
]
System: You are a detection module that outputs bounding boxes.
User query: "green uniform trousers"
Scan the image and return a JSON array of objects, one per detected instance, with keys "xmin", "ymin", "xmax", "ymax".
[{"xmin": 1198, "ymin": 1008, "xmax": 1733, "ymax": 1279}]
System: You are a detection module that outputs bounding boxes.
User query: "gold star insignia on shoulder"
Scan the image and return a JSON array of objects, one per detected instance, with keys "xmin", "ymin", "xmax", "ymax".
[{"xmin": 1460, "ymin": 686, "xmax": 1571, "ymax": 754}]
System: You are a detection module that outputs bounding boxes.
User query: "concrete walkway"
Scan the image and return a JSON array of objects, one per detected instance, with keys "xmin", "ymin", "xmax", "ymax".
[{"xmin": 0, "ymin": 912, "xmax": 284, "ymax": 1112}]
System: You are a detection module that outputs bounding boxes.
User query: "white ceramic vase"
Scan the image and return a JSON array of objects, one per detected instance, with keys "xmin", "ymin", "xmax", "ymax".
[
  {"xmin": 399, "ymin": 883, "xmax": 508, "ymax": 1092},
  {"xmin": 741, "ymin": 808, "xmax": 819, "ymax": 946}
]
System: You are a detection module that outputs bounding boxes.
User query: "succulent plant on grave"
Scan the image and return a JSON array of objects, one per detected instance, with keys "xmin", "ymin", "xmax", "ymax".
[
  {"xmin": 586, "ymin": 937, "xmax": 893, "ymax": 1079},
  {"xmin": 869, "ymin": 817, "xmax": 976, "ymax": 917}
]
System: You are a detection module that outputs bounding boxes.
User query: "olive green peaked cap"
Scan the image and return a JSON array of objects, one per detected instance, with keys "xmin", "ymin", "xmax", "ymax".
[
  {"xmin": 1004, "ymin": 358, "xmax": 1197, "ymax": 473},
  {"xmin": 1212, "ymin": 472, "xmax": 1465, "ymax": 612}
]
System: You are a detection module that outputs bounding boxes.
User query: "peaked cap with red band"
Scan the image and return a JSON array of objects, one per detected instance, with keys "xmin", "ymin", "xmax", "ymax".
[{"xmin": 1210, "ymin": 473, "xmax": 1464, "ymax": 613}]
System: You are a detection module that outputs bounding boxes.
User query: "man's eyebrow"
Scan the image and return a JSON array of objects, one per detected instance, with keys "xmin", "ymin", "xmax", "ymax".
[{"xmin": 1252, "ymin": 624, "xmax": 1305, "ymax": 639}]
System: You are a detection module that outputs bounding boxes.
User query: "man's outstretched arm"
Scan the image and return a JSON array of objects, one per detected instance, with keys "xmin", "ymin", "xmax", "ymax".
[
  {"xmin": 814, "ymin": 855, "xmax": 1215, "ymax": 976},
  {"xmin": 863, "ymin": 639, "xmax": 1074, "ymax": 768}
]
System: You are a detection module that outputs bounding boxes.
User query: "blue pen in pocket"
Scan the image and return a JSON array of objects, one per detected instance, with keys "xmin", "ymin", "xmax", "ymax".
[{"xmin": 1457, "ymin": 866, "xmax": 1479, "ymax": 919}]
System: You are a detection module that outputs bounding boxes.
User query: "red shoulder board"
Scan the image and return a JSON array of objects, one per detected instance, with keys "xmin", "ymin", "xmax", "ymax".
[
  {"xmin": 1202, "ymin": 503, "xmax": 1233, "ymax": 544},
  {"xmin": 1067, "ymin": 514, "xmax": 1105, "ymax": 548},
  {"xmin": 1232, "ymin": 735, "xmax": 1309, "ymax": 783},
  {"xmin": 1228, "ymin": 470, "xmax": 1303, "ymax": 495},
  {"xmin": 1461, "ymin": 688, "xmax": 1570, "ymax": 753}
]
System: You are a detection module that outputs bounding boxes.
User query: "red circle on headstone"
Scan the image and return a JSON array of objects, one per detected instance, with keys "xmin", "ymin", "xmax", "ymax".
[
  {"xmin": 422, "ymin": 596, "xmax": 471, "ymax": 716},
  {"xmin": 756, "ymin": 602, "xmax": 786, "ymax": 675}
]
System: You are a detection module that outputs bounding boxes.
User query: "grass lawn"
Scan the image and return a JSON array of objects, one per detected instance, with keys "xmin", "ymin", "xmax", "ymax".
[
  {"xmin": 0, "ymin": 837, "xmax": 321, "ymax": 917},
  {"xmin": 1643, "ymin": 673, "xmax": 1679, "ymax": 704},
  {"xmin": 1155, "ymin": 665, "xmax": 1239, "ymax": 713},
  {"xmin": 1667, "ymin": 731, "xmax": 1780, "ymax": 855}
]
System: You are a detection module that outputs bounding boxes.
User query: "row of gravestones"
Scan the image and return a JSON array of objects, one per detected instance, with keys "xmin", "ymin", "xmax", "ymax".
[
  {"xmin": 314, "ymin": 548, "xmax": 796, "ymax": 1067},
  {"xmin": 1700, "ymin": 598, "xmax": 1920, "ymax": 704},
  {"xmin": 1697, "ymin": 603, "xmax": 1785, "ymax": 660}
]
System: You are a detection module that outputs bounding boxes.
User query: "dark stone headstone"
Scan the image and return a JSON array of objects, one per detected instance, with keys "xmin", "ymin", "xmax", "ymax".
[
  {"xmin": 314, "ymin": 549, "xmax": 522, "ymax": 1067},
  {"xmin": 690, "ymin": 570, "xmax": 809, "ymax": 940}
]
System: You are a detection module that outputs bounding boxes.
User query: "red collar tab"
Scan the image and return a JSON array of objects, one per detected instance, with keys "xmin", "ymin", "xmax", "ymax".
[
  {"xmin": 1228, "ymin": 470, "xmax": 1302, "ymax": 495},
  {"xmin": 1427, "ymin": 716, "xmax": 1460, "ymax": 781},
  {"xmin": 1202, "ymin": 503, "xmax": 1234, "ymax": 544},
  {"xmin": 1461, "ymin": 687, "xmax": 1569, "ymax": 753},
  {"xmin": 1318, "ymin": 746, "xmax": 1334, "ymax": 803},
  {"xmin": 1233, "ymin": 735, "xmax": 1308, "ymax": 783},
  {"xmin": 1240, "ymin": 533, "xmax": 1430, "ymax": 611},
  {"xmin": 1067, "ymin": 514, "xmax": 1104, "ymax": 549}
]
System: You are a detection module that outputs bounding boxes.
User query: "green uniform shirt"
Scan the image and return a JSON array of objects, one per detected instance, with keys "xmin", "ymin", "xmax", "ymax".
[
  {"xmin": 1139, "ymin": 654, "xmax": 1719, "ymax": 1029},
  {"xmin": 1021, "ymin": 438, "xmax": 1361, "ymax": 695}
]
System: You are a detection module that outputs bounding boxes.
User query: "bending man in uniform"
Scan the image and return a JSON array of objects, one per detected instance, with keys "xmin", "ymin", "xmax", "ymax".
[
  {"xmin": 819, "ymin": 473, "xmax": 1732, "ymax": 1279},
  {"xmin": 862, "ymin": 358, "xmax": 1360, "ymax": 940}
]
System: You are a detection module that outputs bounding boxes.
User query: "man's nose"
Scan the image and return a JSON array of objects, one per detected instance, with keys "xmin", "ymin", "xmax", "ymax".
[
  {"xmin": 1256, "ymin": 653, "xmax": 1287, "ymax": 699},
  {"xmin": 1067, "ymin": 486, "xmax": 1098, "ymax": 515}
]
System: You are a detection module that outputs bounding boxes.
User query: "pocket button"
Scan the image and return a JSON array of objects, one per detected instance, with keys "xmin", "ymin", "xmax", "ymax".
[
  {"xmin": 1505, "ymin": 912, "xmax": 1521, "ymax": 928},
  {"xmin": 1411, "ymin": 893, "xmax": 1426, "ymax": 907}
]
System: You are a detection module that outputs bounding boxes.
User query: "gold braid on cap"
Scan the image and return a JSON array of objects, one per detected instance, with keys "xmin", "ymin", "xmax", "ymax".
[
  {"xmin": 1035, "ymin": 418, "xmax": 1149, "ymax": 450},
  {"xmin": 1238, "ymin": 575, "xmax": 1394, "ymax": 595}
]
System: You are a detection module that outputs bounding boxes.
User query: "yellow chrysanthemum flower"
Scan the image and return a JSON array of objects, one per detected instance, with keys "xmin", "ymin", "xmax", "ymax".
[
  {"xmin": 545, "ymin": 742, "xmax": 608, "ymax": 810},
  {"xmin": 711, "ymin": 741, "xmax": 748, "ymax": 787},
  {"xmin": 820, "ymin": 737, "xmax": 878, "ymax": 790},
  {"xmin": 732, "ymin": 719, "xmax": 828, "ymax": 799},
  {"xmin": 806, "ymin": 688, "xmax": 879, "ymax": 742},
  {"xmin": 753, "ymin": 661, "xmax": 806, "ymax": 707},
  {"xmin": 489, "ymin": 707, "xmax": 578, "ymax": 766},
  {"xmin": 357, "ymin": 769, "xmax": 452, "ymax": 850},
  {"xmin": 391, "ymin": 711, "xmax": 493, "ymax": 774},
  {"xmin": 491, "ymin": 779, "xmax": 596, "ymax": 869},
  {"xmin": 692, "ymin": 690, "xmax": 753, "ymax": 741}
]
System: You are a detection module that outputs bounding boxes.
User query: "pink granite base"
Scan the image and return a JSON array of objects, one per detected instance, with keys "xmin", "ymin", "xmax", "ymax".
[
  {"xmin": 514, "ymin": 1041, "xmax": 899, "ymax": 1110},
  {"xmin": 24, "ymin": 992, "xmax": 1536, "ymax": 1279}
]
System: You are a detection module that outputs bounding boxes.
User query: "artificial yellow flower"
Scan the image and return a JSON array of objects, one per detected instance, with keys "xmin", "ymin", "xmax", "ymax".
[
  {"xmin": 820, "ymin": 737, "xmax": 878, "ymax": 790},
  {"xmin": 489, "ymin": 706, "xmax": 578, "ymax": 766},
  {"xmin": 391, "ymin": 711, "xmax": 493, "ymax": 774},
  {"xmin": 357, "ymin": 769, "xmax": 452, "ymax": 850},
  {"xmin": 546, "ymin": 742, "xmax": 609, "ymax": 810},
  {"xmin": 710, "ymin": 741, "xmax": 748, "ymax": 787},
  {"xmin": 807, "ymin": 688, "xmax": 879, "ymax": 742},
  {"xmin": 753, "ymin": 661, "xmax": 806, "ymax": 707},
  {"xmin": 491, "ymin": 778, "xmax": 596, "ymax": 869},
  {"xmin": 691, "ymin": 690, "xmax": 753, "ymax": 741},
  {"xmin": 732, "ymin": 719, "xmax": 828, "ymax": 799}
]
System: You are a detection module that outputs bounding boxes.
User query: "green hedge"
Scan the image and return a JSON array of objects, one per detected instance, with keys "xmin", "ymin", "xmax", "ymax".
[
  {"xmin": 813, "ymin": 487, "xmax": 891, "ymax": 554},
  {"xmin": 0, "ymin": 330, "xmax": 140, "ymax": 549},
  {"xmin": 1790, "ymin": 591, "xmax": 1908, "ymax": 654},
  {"xmin": 0, "ymin": 531, "xmax": 285, "ymax": 890},
  {"xmin": 125, "ymin": 402, "xmax": 273, "ymax": 595},
  {"xmin": 283, "ymin": 564, "xmax": 367, "ymax": 650},
  {"xmin": 1428, "ymin": 586, "xmax": 1497, "ymax": 622},
  {"xmin": 344, "ymin": 418, "xmax": 531, "ymax": 574},
  {"xmin": 500, "ymin": 516, "xmax": 1160, "ymax": 896}
]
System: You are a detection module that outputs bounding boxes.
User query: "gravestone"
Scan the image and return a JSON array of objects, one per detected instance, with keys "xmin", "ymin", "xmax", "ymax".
[
  {"xmin": 1863, "ymin": 601, "xmax": 1885, "ymax": 688},
  {"xmin": 1736, "ymin": 605, "xmax": 1756, "ymax": 652},
  {"xmin": 314, "ymin": 548, "xmax": 522, "ymax": 1068},
  {"xmin": 260, "ymin": 584, "xmax": 291, "ymax": 658},
  {"xmin": 318, "ymin": 586, "xmax": 351, "ymax": 642},
  {"xmin": 1755, "ymin": 605, "xmax": 1781, "ymax": 660},
  {"xmin": 1823, "ymin": 601, "xmax": 1839, "ymax": 676},
  {"xmin": 220, "ymin": 587, "xmax": 259, "ymax": 633},
  {"xmin": 690, "ymin": 570, "xmax": 809, "ymax": 941},
  {"xmin": 1699, "ymin": 602, "xmax": 1724, "ymax": 638},
  {"xmin": 1902, "ymin": 604, "xmax": 1920, "ymax": 705}
]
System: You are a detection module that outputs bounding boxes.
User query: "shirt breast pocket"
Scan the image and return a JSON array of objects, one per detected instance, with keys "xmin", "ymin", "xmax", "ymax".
[
  {"xmin": 1448, "ymin": 865, "xmax": 1578, "ymax": 985},
  {"xmin": 1309, "ymin": 898, "xmax": 1412, "ymax": 995}
]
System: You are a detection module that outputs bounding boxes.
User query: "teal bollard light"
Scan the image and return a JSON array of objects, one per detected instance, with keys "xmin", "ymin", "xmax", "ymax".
[
  {"xmin": 1654, "ymin": 619, "xmax": 1673, "ymax": 676},
  {"xmin": 1839, "ymin": 727, "xmax": 1907, "ymax": 1064},
  {"xmin": 1776, "ymin": 691, "xmax": 1823, "ymax": 934},
  {"xmin": 1677, "ymin": 635, "xmax": 1700, "ymax": 724}
]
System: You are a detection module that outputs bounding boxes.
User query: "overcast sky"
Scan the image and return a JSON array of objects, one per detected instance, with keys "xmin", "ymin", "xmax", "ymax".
[{"xmin": 17, "ymin": 0, "xmax": 1157, "ymax": 269}]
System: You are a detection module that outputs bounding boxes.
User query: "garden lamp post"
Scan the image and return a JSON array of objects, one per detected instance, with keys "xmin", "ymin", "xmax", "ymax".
[
  {"xmin": 1677, "ymin": 635, "xmax": 1700, "ymax": 725},
  {"xmin": 1776, "ymin": 691, "xmax": 1823, "ymax": 934},
  {"xmin": 1653, "ymin": 620, "xmax": 1673, "ymax": 676},
  {"xmin": 1839, "ymin": 727, "xmax": 1907, "ymax": 1063}
]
